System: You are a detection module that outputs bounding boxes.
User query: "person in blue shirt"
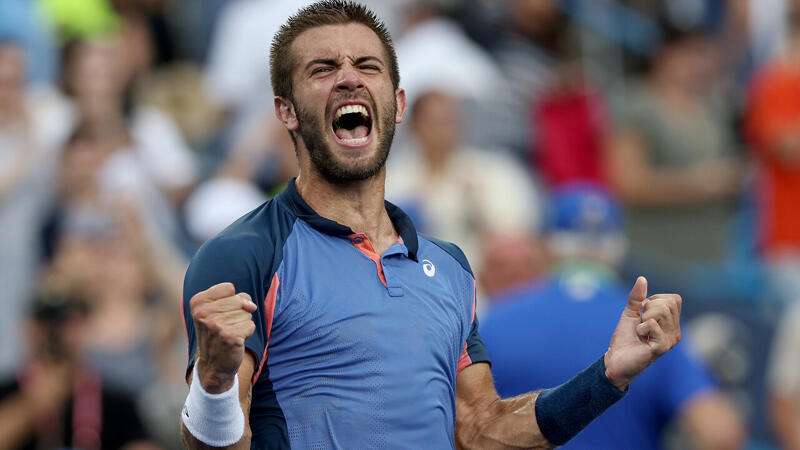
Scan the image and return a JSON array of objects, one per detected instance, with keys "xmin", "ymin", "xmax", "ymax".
[
  {"xmin": 178, "ymin": 2, "xmax": 684, "ymax": 449},
  {"xmin": 481, "ymin": 183, "xmax": 745, "ymax": 450}
]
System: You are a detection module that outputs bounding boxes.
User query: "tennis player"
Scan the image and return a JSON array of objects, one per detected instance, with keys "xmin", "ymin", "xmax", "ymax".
[{"xmin": 180, "ymin": 2, "xmax": 682, "ymax": 448}]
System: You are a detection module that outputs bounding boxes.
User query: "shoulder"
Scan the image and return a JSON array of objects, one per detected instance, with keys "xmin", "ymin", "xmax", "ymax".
[
  {"xmin": 184, "ymin": 198, "xmax": 296, "ymax": 292},
  {"xmin": 194, "ymin": 202, "xmax": 273, "ymax": 259},
  {"xmin": 418, "ymin": 234, "xmax": 473, "ymax": 277},
  {"xmin": 204, "ymin": 197, "xmax": 295, "ymax": 252}
]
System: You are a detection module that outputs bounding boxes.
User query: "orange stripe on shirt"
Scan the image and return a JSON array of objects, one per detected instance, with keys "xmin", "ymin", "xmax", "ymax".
[{"xmin": 253, "ymin": 273, "xmax": 280, "ymax": 384}]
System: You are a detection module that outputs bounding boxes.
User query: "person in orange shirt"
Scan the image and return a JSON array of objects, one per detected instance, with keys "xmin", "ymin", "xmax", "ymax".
[{"xmin": 744, "ymin": 0, "xmax": 800, "ymax": 303}]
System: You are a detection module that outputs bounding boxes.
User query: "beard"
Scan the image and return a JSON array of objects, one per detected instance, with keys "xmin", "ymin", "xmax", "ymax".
[{"xmin": 295, "ymin": 95, "xmax": 396, "ymax": 185}]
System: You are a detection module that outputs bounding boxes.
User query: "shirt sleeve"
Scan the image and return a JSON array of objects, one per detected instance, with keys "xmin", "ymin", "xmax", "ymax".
[
  {"xmin": 457, "ymin": 278, "xmax": 490, "ymax": 374},
  {"xmin": 182, "ymin": 234, "xmax": 274, "ymax": 380},
  {"xmin": 458, "ymin": 315, "xmax": 491, "ymax": 373}
]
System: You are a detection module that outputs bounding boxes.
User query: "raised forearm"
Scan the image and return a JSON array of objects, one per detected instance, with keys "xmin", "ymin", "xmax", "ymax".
[
  {"xmin": 455, "ymin": 356, "xmax": 625, "ymax": 450},
  {"xmin": 456, "ymin": 391, "xmax": 552, "ymax": 450}
]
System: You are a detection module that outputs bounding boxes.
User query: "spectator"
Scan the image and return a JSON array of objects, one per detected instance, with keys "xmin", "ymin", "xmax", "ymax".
[
  {"xmin": 533, "ymin": 35, "xmax": 610, "ymax": 188},
  {"xmin": 386, "ymin": 89, "xmax": 540, "ymax": 287},
  {"xmin": 605, "ymin": 23, "xmax": 742, "ymax": 293},
  {"xmin": 0, "ymin": 288, "xmax": 159, "ymax": 450},
  {"xmin": 203, "ymin": 0, "xmax": 313, "ymax": 125},
  {"xmin": 44, "ymin": 171, "xmax": 187, "ymax": 447},
  {"xmin": 59, "ymin": 36, "xmax": 197, "ymax": 209},
  {"xmin": 184, "ymin": 114, "xmax": 296, "ymax": 244},
  {"xmin": 478, "ymin": 232, "xmax": 545, "ymax": 300},
  {"xmin": 56, "ymin": 36, "xmax": 195, "ymax": 270},
  {"xmin": 394, "ymin": 1, "xmax": 502, "ymax": 114},
  {"xmin": 0, "ymin": 38, "xmax": 70, "ymax": 374},
  {"xmin": 767, "ymin": 300, "xmax": 800, "ymax": 450},
  {"xmin": 744, "ymin": 0, "xmax": 800, "ymax": 302},
  {"xmin": 46, "ymin": 120, "xmax": 185, "ymax": 376},
  {"xmin": 478, "ymin": 0, "xmax": 564, "ymax": 159},
  {"xmin": 481, "ymin": 184, "xmax": 745, "ymax": 450}
]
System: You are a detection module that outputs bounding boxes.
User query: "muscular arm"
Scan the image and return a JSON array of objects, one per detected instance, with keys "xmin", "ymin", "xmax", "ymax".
[
  {"xmin": 180, "ymin": 282, "xmax": 259, "ymax": 449},
  {"xmin": 180, "ymin": 352, "xmax": 256, "ymax": 449},
  {"xmin": 455, "ymin": 362, "xmax": 551, "ymax": 450},
  {"xmin": 455, "ymin": 277, "xmax": 682, "ymax": 449}
]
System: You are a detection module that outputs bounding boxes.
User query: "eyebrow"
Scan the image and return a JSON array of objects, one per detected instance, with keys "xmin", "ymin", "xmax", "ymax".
[
  {"xmin": 351, "ymin": 56, "xmax": 384, "ymax": 66},
  {"xmin": 304, "ymin": 56, "xmax": 384, "ymax": 71},
  {"xmin": 305, "ymin": 58, "xmax": 339, "ymax": 71}
]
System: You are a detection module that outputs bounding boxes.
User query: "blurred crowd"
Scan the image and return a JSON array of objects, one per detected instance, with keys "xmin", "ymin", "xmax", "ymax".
[{"xmin": 1, "ymin": 0, "xmax": 800, "ymax": 448}]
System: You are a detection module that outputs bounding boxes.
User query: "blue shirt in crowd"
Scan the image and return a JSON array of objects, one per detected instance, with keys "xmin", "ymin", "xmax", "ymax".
[{"xmin": 481, "ymin": 263, "xmax": 717, "ymax": 450}]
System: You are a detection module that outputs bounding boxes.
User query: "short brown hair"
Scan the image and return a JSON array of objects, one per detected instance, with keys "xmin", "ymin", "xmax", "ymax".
[{"xmin": 269, "ymin": 0, "xmax": 400, "ymax": 101}]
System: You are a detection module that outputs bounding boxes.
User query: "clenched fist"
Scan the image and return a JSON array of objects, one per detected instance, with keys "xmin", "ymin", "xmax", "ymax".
[
  {"xmin": 604, "ymin": 276, "xmax": 682, "ymax": 391},
  {"xmin": 190, "ymin": 282, "xmax": 258, "ymax": 393}
]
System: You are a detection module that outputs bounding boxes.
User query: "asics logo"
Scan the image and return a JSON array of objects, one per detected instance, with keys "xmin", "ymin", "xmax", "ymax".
[{"xmin": 422, "ymin": 259, "xmax": 436, "ymax": 277}]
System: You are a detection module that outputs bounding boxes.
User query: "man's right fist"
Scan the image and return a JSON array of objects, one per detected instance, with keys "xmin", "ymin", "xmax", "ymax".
[{"xmin": 190, "ymin": 282, "xmax": 257, "ymax": 393}]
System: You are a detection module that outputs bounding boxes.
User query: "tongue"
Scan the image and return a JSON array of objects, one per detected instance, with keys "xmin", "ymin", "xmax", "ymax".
[{"xmin": 335, "ymin": 125, "xmax": 369, "ymax": 140}]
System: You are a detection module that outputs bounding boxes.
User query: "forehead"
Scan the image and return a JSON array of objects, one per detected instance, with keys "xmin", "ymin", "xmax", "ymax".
[{"xmin": 291, "ymin": 23, "xmax": 386, "ymax": 65}]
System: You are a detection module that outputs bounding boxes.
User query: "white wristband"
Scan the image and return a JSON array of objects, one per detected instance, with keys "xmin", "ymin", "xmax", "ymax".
[{"xmin": 182, "ymin": 363, "xmax": 245, "ymax": 447}]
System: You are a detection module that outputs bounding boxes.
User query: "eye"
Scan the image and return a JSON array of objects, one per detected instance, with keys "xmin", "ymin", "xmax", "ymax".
[
  {"xmin": 311, "ymin": 66, "xmax": 332, "ymax": 75},
  {"xmin": 360, "ymin": 65, "xmax": 380, "ymax": 72}
]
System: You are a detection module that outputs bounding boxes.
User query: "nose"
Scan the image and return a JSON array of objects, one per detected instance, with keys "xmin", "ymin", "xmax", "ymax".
[{"xmin": 335, "ymin": 65, "xmax": 364, "ymax": 92}]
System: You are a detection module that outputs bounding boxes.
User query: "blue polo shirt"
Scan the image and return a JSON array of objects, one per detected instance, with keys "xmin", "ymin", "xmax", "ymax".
[
  {"xmin": 182, "ymin": 179, "xmax": 490, "ymax": 449},
  {"xmin": 481, "ymin": 264, "xmax": 717, "ymax": 450}
]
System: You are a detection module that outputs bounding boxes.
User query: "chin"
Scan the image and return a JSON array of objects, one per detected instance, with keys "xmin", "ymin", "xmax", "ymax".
[{"xmin": 299, "ymin": 99, "xmax": 394, "ymax": 183}]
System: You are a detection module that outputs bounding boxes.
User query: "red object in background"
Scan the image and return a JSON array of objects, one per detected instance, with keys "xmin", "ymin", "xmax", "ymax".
[
  {"xmin": 745, "ymin": 62, "xmax": 800, "ymax": 254},
  {"xmin": 533, "ymin": 89, "xmax": 609, "ymax": 188}
]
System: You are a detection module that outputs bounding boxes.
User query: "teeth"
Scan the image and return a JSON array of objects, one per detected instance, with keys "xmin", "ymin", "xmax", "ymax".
[
  {"xmin": 335, "ymin": 104, "xmax": 369, "ymax": 120},
  {"xmin": 342, "ymin": 136, "xmax": 368, "ymax": 145}
]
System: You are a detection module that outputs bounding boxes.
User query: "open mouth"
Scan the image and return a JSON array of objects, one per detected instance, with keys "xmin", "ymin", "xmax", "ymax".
[{"xmin": 331, "ymin": 103, "xmax": 373, "ymax": 147}]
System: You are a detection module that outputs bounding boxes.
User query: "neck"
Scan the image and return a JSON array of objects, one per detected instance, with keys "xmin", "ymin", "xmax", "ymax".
[{"xmin": 296, "ymin": 166, "xmax": 398, "ymax": 254}]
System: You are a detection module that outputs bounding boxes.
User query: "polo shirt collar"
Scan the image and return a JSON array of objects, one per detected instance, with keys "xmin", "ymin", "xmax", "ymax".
[{"xmin": 278, "ymin": 178, "xmax": 419, "ymax": 261}]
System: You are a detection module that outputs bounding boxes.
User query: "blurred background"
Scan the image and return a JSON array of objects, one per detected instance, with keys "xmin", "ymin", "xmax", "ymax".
[{"xmin": 1, "ymin": 0, "xmax": 799, "ymax": 448}]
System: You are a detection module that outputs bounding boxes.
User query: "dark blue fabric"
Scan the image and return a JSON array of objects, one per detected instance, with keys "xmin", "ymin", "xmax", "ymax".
[
  {"xmin": 422, "ymin": 234, "xmax": 473, "ymax": 276},
  {"xmin": 535, "ymin": 356, "xmax": 626, "ymax": 445},
  {"xmin": 481, "ymin": 268, "xmax": 717, "ymax": 449}
]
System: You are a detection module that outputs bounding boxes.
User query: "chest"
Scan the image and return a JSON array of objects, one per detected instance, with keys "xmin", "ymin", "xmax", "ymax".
[{"xmin": 265, "ymin": 234, "xmax": 469, "ymax": 383}]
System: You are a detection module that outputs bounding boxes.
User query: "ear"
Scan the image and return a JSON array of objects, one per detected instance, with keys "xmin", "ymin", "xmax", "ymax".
[
  {"xmin": 274, "ymin": 96, "xmax": 299, "ymax": 131},
  {"xmin": 394, "ymin": 88, "xmax": 407, "ymax": 124}
]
